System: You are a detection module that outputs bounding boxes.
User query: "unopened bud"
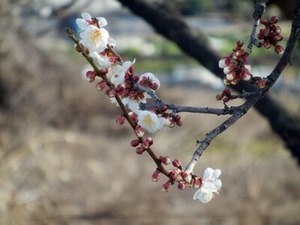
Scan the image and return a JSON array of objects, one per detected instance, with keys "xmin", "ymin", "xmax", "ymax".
[
  {"xmin": 136, "ymin": 146, "xmax": 145, "ymax": 155},
  {"xmin": 159, "ymin": 156, "xmax": 171, "ymax": 165},
  {"xmin": 193, "ymin": 178, "xmax": 203, "ymax": 189},
  {"xmin": 130, "ymin": 139, "xmax": 140, "ymax": 147},
  {"xmin": 135, "ymin": 125, "xmax": 145, "ymax": 137},
  {"xmin": 182, "ymin": 171, "xmax": 192, "ymax": 183},
  {"xmin": 86, "ymin": 71, "xmax": 96, "ymax": 82},
  {"xmin": 96, "ymin": 80, "xmax": 107, "ymax": 91},
  {"xmin": 151, "ymin": 170, "xmax": 160, "ymax": 182},
  {"xmin": 177, "ymin": 181, "xmax": 186, "ymax": 190},
  {"xmin": 116, "ymin": 115, "xmax": 126, "ymax": 126},
  {"xmin": 162, "ymin": 181, "xmax": 171, "ymax": 192},
  {"xmin": 275, "ymin": 45, "xmax": 284, "ymax": 55},
  {"xmin": 172, "ymin": 159, "xmax": 182, "ymax": 169}
]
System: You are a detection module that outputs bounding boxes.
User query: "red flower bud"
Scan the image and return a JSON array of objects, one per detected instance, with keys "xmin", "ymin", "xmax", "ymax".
[
  {"xmin": 130, "ymin": 139, "xmax": 140, "ymax": 147},
  {"xmin": 162, "ymin": 181, "xmax": 172, "ymax": 192},
  {"xmin": 177, "ymin": 181, "xmax": 186, "ymax": 190},
  {"xmin": 172, "ymin": 159, "xmax": 182, "ymax": 169},
  {"xmin": 136, "ymin": 146, "xmax": 145, "ymax": 155},
  {"xmin": 151, "ymin": 170, "xmax": 160, "ymax": 182},
  {"xmin": 116, "ymin": 115, "xmax": 126, "ymax": 126},
  {"xmin": 159, "ymin": 156, "xmax": 171, "ymax": 165}
]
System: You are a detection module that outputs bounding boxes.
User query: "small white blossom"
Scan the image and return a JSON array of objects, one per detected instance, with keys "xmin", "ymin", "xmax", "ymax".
[
  {"xmin": 90, "ymin": 52, "xmax": 114, "ymax": 68},
  {"xmin": 193, "ymin": 168, "xmax": 222, "ymax": 203},
  {"xmin": 76, "ymin": 12, "xmax": 107, "ymax": 30},
  {"xmin": 79, "ymin": 25, "xmax": 109, "ymax": 52},
  {"xmin": 136, "ymin": 110, "xmax": 165, "ymax": 133},
  {"xmin": 108, "ymin": 61, "xmax": 134, "ymax": 86},
  {"xmin": 122, "ymin": 98, "xmax": 141, "ymax": 111}
]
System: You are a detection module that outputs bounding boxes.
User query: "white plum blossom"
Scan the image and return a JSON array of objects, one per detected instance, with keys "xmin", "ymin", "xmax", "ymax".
[
  {"xmin": 122, "ymin": 97, "xmax": 144, "ymax": 111},
  {"xmin": 136, "ymin": 110, "xmax": 166, "ymax": 133},
  {"xmin": 108, "ymin": 60, "xmax": 134, "ymax": 86},
  {"xmin": 193, "ymin": 168, "xmax": 222, "ymax": 203},
  {"xmin": 90, "ymin": 52, "xmax": 114, "ymax": 68},
  {"xmin": 76, "ymin": 12, "xmax": 107, "ymax": 30},
  {"xmin": 79, "ymin": 25, "xmax": 109, "ymax": 52}
]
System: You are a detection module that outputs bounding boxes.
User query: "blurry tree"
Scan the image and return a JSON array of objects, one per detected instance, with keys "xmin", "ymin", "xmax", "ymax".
[
  {"xmin": 116, "ymin": 0, "xmax": 300, "ymax": 164},
  {"xmin": 268, "ymin": 0, "xmax": 297, "ymax": 19}
]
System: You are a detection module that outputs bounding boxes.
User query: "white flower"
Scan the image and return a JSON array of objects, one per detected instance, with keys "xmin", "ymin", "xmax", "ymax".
[
  {"xmin": 193, "ymin": 168, "xmax": 222, "ymax": 203},
  {"xmin": 76, "ymin": 12, "xmax": 107, "ymax": 30},
  {"xmin": 244, "ymin": 64, "xmax": 251, "ymax": 72},
  {"xmin": 122, "ymin": 98, "xmax": 141, "ymax": 111},
  {"xmin": 136, "ymin": 110, "xmax": 165, "ymax": 133},
  {"xmin": 108, "ymin": 61, "xmax": 134, "ymax": 86},
  {"xmin": 79, "ymin": 25, "xmax": 109, "ymax": 52},
  {"xmin": 90, "ymin": 52, "xmax": 114, "ymax": 68}
]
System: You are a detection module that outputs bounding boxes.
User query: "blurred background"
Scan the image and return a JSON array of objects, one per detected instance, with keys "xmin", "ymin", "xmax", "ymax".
[{"xmin": 0, "ymin": 0, "xmax": 300, "ymax": 224}]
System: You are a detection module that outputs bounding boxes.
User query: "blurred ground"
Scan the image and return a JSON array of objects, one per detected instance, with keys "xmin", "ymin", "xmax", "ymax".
[{"xmin": 1, "ymin": 1, "xmax": 300, "ymax": 225}]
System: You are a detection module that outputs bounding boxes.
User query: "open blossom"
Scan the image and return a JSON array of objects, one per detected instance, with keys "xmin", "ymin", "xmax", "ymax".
[
  {"xmin": 136, "ymin": 110, "xmax": 166, "ymax": 133},
  {"xmin": 79, "ymin": 25, "xmax": 109, "ymax": 52},
  {"xmin": 76, "ymin": 12, "xmax": 107, "ymax": 30},
  {"xmin": 108, "ymin": 61, "xmax": 134, "ymax": 86},
  {"xmin": 193, "ymin": 168, "xmax": 222, "ymax": 203},
  {"xmin": 76, "ymin": 13, "xmax": 116, "ymax": 53},
  {"xmin": 90, "ymin": 51, "xmax": 114, "ymax": 68}
]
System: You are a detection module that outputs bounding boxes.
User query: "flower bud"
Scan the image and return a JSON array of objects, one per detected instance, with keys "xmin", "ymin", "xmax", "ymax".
[
  {"xmin": 136, "ymin": 146, "xmax": 145, "ymax": 155},
  {"xmin": 193, "ymin": 178, "xmax": 202, "ymax": 189},
  {"xmin": 182, "ymin": 171, "xmax": 192, "ymax": 183},
  {"xmin": 177, "ymin": 181, "xmax": 186, "ymax": 190},
  {"xmin": 275, "ymin": 45, "xmax": 284, "ymax": 54},
  {"xmin": 86, "ymin": 71, "xmax": 96, "ymax": 82},
  {"xmin": 116, "ymin": 115, "xmax": 126, "ymax": 126},
  {"xmin": 169, "ymin": 169, "xmax": 180, "ymax": 180},
  {"xmin": 151, "ymin": 170, "xmax": 160, "ymax": 182},
  {"xmin": 223, "ymin": 88, "xmax": 231, "ymax": 96},
  {"xmin": 105, "ymin": 89, "xmax": 116, "ymax": 97},
  {"xmin": 172, "ymin": 159, "xmax": 182, "ymax": 169},
  {"xmin": 145, "ymin": 137, "xmax": 153, "ymax": 146},
  {"xmin": 96, "ymin": 80, "xmax": 107, "ymax": 91},
  {"xmin": 216, "ymin": 93, "xmax": 224, "ymax": 101},
  {"xmin": 270, "ymin": 16, "xmax": 278, "ymax": 24},
  {"xmin": 135, "ymin": 125, "xmax": 145, "ymax": 137},
  {"xmin": 162, "ymin": 181, "xmax": 171, "ymax": 192},
  {"xmin": 159, "ymin": 156, "xmax": 171, "ymax": 165},
  {"xmin": 130, "ymin": 139, "xmax": 140, "ymax": 147}
]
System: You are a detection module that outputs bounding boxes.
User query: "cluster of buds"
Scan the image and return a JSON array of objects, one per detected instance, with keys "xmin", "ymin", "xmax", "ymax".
[
  {"xmin": 151, "ymin": 158, "xmax": 222, "ymax": 203},
  {"xmin": 154, "ymin": 158, "xmax": 202, "ymax": 192},
  {"xmin": 216, "ymin": 88, "xmax": 232, "ymax": 103},
  {"xmin": 130, "ymin": 136, "xmax": 153, "ymax": 154},
  {"xmin": 258, "ymin": 16, "xmax": 284, "ymax": 54},
  {"xmin": 219, "ymin": 41, "xmax": 252, "ymax": 85}
]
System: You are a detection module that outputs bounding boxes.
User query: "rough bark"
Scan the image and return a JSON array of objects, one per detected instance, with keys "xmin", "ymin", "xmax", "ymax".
[{"xmin": 116, "ymin": 0, "xmax": 300, "ymax": 164}]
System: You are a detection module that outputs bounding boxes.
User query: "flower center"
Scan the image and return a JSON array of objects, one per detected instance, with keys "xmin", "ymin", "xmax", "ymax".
[
  {"xmin": 143, "ymin": 115, "xmax": 154, "ymax": 126},
  {"xmin": 91, "ymin": 29, "xmax": 102, "ymax": 42}
]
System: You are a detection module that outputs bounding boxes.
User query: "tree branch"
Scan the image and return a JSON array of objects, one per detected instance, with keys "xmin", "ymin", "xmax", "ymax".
[{"xmin": 116, "ymin": 0, "xmax": 300, "ymax": 164}]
